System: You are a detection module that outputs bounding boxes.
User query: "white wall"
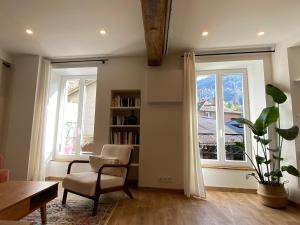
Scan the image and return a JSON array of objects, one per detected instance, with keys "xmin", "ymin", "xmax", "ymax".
[
  {"xmin": 2, "ymin": 52, "xmax": 275, "ymax": 190},
  {"xmin": 47, "ymin": 55, "xmax": 184, "ymax": 189},
  {"xmin": 272, "ymin": 34, "xmax": 300, "ymax": 203},
  {"xmin": 3, "ymin": 55, "xmax": 41, "ymax": 180},
  {"xmin": 0, "ymin": 62, "xmax": 11, "ymax": 155},
  {"xmin": 46, "ymin": 54, "xmax": 273, "ymax": 191},
  {"xmin": 287, "ymin": 46, "xmax": 300, "ymax": 203}
]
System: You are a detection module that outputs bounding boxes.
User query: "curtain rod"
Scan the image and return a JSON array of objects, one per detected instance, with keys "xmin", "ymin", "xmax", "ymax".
[
  {"xmin": 51, "ymin": 58, "xmax": 108, "ymax": 64},
  {"xmin": 181, "ymin": 50, "xmax": 275, "ymax": 57}
]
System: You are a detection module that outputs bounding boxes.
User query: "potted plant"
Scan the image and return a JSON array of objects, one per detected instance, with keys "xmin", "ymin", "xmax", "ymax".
[{"xmin": 231, "ymin": 84, "xmax": 300, "ymax": 208}]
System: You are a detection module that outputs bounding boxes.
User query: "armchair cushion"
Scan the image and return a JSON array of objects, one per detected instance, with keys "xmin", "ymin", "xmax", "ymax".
[
  {"xmin": 100, "ymin": 145, "xmax": 132, "ymax": 164},
  {"xmin": 89, "ymin": 155, "xmax": 121, "ymax": 176},
  {"xmin": 100, "ymin": 144, "xmax": 133, "ymax": 178},
  {"xmin": 62, "ymin": 172, "xmax": 124, "ymax": 196}
]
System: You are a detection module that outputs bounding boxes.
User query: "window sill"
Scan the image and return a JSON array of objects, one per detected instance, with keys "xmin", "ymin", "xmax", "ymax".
[
  {"xmin": 50, "ymin": 156, "xmax": 90, "ymax": 163},
  {"xmin": 202, "ymin": 164, "xmax": 255, "ymax": 171},
  {"xmin": 50, "ymin": 159, "xmax": 73, "ymax": 163}
]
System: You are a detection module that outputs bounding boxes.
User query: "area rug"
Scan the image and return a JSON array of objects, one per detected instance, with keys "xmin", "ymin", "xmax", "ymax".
[{"xmin": 22, "ymin": 198, "xmax": 117, "ymax": 225}]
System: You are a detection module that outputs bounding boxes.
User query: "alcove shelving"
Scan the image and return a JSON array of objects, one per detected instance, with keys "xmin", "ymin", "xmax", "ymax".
[{"xmin": 109, "ymin": 90, "xmax": 141, "ymax": 185}]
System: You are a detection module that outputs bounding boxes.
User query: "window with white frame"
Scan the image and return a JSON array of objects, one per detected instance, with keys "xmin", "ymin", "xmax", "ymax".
[
  {"xmin": 55, "ymin": 73, "xmax": 97, "ymax": 158},
  {"xmin": 196, "ymin": 69, "xmax": 251, "ymax": 166}
]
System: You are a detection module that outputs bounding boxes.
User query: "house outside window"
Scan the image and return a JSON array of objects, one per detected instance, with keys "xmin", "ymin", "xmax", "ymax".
[
  {"xmin": 53, "ymin": 67, "xmax": 98, "ymax": 159},
  {"xmin": 196, "ymin": 69, "xmax": 251, "ymax": 166}
]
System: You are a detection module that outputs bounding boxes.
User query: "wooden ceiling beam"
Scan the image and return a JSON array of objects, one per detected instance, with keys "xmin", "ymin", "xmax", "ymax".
[{"xmin": 140, "ymin": 0, "xmax": 172, "ymax": 66}]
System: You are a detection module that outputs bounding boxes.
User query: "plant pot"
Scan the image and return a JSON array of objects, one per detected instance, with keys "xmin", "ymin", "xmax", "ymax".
[{"xmin": 257, "ymin": 183, "xmax": 288, "ymax": 208}]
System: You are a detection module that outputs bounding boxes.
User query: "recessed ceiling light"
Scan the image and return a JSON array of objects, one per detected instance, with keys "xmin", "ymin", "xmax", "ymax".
[
  {"xmin": 26, "ymin": 29, "xmax": 33, "ymax": 35},
  {"xmin": 99, "ymin": 29, "xmax": 107, "ymax": 35},
  {"xmin": 202, "ymin": 31, "xmax": 209, "ymax": 36},
  {"xmin": 257, "ymin": 31, "xmax": 265, "ymax": 36}
]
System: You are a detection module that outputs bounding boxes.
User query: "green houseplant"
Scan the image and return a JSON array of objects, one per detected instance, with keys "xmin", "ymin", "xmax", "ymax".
[{"xmin": 231, "ymin": 84, "xmax": 300, "ymax": 208}]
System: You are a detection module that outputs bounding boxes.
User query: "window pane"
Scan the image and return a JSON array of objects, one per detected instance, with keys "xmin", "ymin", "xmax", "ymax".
[
  {"xmin": 60, "ymin": 79, "xmax": 80, "ymax": 155},
  {"xmin": 222, "ymin": 74, "xmax": 245, "ymax": 161},
  {"xmin": 197, "ymin": 75, "xmax": 218, "ymax": 160},
  {"xmin": 81, "ymin": 79, "xmax": 97, "ymax": 154}
]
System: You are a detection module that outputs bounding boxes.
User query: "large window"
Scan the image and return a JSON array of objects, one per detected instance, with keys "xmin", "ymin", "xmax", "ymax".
[
  {"xmin": 56, "ymin": 75, "xmax": 97, "ymax": 157},
  {"xmin": 197, "ymin": 69, "xmax": 251, "ymax": 166}
]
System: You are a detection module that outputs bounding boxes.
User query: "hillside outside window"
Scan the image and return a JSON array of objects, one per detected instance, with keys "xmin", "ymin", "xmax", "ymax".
[{"xmin": 196, "ymin": 69, "xmax": 251, "ymax": 166}]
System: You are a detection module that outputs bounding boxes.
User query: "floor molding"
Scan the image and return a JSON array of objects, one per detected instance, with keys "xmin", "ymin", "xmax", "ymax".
[
  {"xmin": 205, "ymin": 186, "xmax": 257, "ymax": 194},
  {"xmin": 289, "ymin": 200, "xmax": 300, "ymax": 209},
  {"xmin": 136, "ymin": 186, "xmax": 184, "ymax": 194},
  {"xmin": 46, "ymin": 177, "xmax": 258, "ymax": 194}
]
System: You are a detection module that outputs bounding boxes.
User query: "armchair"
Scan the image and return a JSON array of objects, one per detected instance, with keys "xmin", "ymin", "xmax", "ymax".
[
  {"xmin": 0, "ymin": 154, "xmax": 9, "ymax": 183},
  {"xmin": 62, "ymin": 144, "xmax": 133, "ymax": 216}
]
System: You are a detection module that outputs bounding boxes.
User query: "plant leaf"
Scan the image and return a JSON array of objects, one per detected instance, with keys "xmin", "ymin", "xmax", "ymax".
[
  {"xmin": 264, "ymin": 159, "xmax": 272, "ymax": 165},
  {"xmin": 264, "ymin": 172, "xmax": 271, "ymax": 177},
  {"xmin": 231, "ymin": 118, "xmax": 259, "ymax": 135},
  {"xmin": 266, "ymin": 84, "xmax": 287, "ymax": 104},
  {"xmin": 281, "ymin": 165, "xmax": 300, "ymax": 177},
  {"xmin": 276, "ymin": 126, "xmax": 299, "ymax": 140},
  {"xmin": 234, "ymin": 142, "xmax": 245, "ymax": 150},
  {"xmin": 256, "ymin": 155, "xmax": 266, "ymax": 165},
  {"xmin": 254, "ymin": 107, "xmax": 279, "ymax": 134},
  {"xmin": 254, "ymin": 136, "xmax": 272, "ymax": 145},
  {"xmin": 270, "ymin": 170, "xmax": 283, "ymax": 178},
  {"xmin": 273, "ymin": 154, "xmax": 284, "ymax": 161}
]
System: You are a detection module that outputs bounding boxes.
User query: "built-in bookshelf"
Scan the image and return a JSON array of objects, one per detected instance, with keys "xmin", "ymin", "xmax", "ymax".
[{"xmin": 109, "ymin": 90, "xmax": 141, "ymax": 185}]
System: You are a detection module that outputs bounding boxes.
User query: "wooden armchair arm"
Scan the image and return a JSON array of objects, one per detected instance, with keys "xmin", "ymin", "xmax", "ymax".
[
  {"xmin": 98, "ymin": 164, "xmax": 129, "ymax": 173},
  {"xmin": 96, "ymin": 164, "xmax": 129, "ymax": 189},
  {"xmin": 67, "ymin": 160, "xmax": 89, "ymax": 174}
]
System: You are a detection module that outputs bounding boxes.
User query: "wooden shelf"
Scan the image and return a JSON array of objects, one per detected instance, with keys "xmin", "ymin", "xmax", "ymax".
[
  {"xmin": 110, "ymin": 125, "xmax": 140, "ymax": 128},
  {"xmin": 110, "ymin": 106, "xmax": 140, "ymax": 110},
  {"xmin": 110, "ymin": 90, "xmax": 141, "ymax": 183},
  {"xmin": 109, "ymin": 144, "xmax": 140, "ymax": 147},
  {"xmin": 130, "ymin": 163, "xmax": 139, "ymax": 167}
]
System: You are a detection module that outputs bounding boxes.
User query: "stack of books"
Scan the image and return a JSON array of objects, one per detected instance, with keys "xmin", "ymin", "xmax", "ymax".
[
  {"xmin": 111, "ymin": 96, "xmax": 141, "ymax": 107},
  {"xmin": 110, "ymin": 131, "xmax": 139, "ymax": 144}
]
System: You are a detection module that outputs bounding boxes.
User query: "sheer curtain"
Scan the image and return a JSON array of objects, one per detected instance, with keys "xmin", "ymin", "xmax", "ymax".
[
  {"xmin": 183, "ymin": 52, "xmax": 206, "ymax": 198},
  {"xmin": 27, "ymin": 59, "xmax": 51, "ymax": 181}
]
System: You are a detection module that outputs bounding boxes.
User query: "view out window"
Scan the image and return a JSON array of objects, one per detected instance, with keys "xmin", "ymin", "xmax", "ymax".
[
  {"xmin": 197, "ymin": 69, "xmax": 251, "ymax": 165},
  {"xmin": 57, "ymin": 75, "xmax": 97, "ymax": 157}
]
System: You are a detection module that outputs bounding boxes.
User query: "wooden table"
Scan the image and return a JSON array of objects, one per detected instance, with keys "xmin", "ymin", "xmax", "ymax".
[
  {"xmin": 0, "ymin": 181, "xmax": 58, "ymax": 223},
  {"xmin": 0, "ymin": 221, "xmax": 32, "ymax": 225}
]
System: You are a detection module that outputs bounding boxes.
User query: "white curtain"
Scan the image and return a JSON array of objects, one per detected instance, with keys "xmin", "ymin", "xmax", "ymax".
[
  {"xmin": 183, "ymin": 52, "xmax": 206, "ymax": 199},
  {"xmin": 27, "ymin": 59, "xmax": 51, "ymax": 181}
]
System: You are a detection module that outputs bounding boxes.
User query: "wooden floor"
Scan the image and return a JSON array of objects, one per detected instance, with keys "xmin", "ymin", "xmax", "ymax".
[
  {"xmin": 57, "ymin": 184, "xmax": 300, "ymax": 225},
  {"xmin": 107, "ymin": 189, "xmax": 300, "ymax": 225}
]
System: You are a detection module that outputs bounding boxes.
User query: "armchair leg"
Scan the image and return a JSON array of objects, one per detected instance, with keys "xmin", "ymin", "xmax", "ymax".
[
  {"xmin": 92, "ymin": 194, "xmax": 100, "ymax": 216},
  {"xmin": 62, "ymin": 190, "xmax": 68, "ymax": 205},
  {"xmin": 124, "ymin": 186, "xmax": 134, "ymax": 199}
]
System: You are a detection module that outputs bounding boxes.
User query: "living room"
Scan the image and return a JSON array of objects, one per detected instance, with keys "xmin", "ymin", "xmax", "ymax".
[{"xmin": 0, "ymin": 0, "xmax": 300, "ymax": 225}]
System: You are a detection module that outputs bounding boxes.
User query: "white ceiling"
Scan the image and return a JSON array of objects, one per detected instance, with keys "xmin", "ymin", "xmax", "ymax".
[
  {"xmin": 169, "ymin": 0, "xmax": 300, "ymax": 52},
  {"xmin": 0, "ymin": 0, "xmax": 145, "ymax": 58},
  {"xmin": 0, "ymin": 0, "xmax": 300, "ymax": 58}
]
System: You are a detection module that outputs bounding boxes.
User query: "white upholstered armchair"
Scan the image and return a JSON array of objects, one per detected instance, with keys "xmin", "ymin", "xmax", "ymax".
[{"xmin": 62, "ymin": 144, "xmax": 134, "ymax": 216}]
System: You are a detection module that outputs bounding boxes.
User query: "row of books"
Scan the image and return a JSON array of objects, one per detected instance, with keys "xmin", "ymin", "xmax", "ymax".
[
  {"xmin": 110, "ymin": 131, "xmax": 140, "ymax": 145},
  {"xmin": 111, "ymin": 96, "xmax": 141, "ymax": 107},
  {"xmin": 111, "ymin": 115, "xmax": 138, "ymax": 125}
]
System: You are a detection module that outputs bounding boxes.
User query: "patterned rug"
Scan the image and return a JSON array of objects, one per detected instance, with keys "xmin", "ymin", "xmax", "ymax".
[{"xmin": 22, "ymin": 198, "xmax": 117, "ymax": 225}]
